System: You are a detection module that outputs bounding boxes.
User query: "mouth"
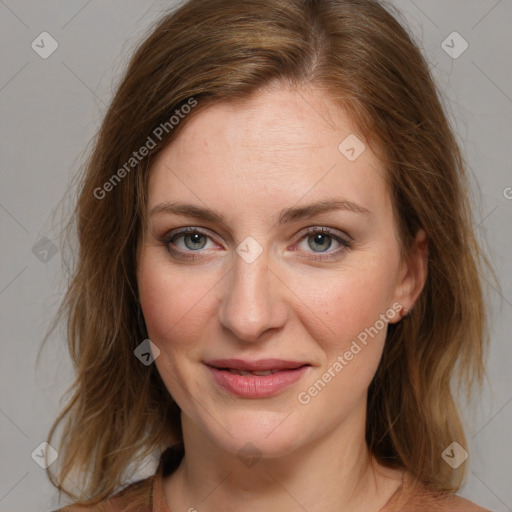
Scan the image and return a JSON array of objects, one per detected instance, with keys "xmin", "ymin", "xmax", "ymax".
[
  {"xmin": 204, "ymin": 359, "xmax": 311, "ymax": 398},
  {"xmin": 204, "ymin": 358, "xmax": 310, "ymax": 372},
  {"xmin": 220, "ymin": 368, "xmax": 291, "ymax": 376}
]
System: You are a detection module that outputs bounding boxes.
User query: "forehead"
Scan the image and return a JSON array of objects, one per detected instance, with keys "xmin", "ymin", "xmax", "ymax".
[{"xmin": 146, "ymin": 85, "xmax": 389, "ymax": 222}]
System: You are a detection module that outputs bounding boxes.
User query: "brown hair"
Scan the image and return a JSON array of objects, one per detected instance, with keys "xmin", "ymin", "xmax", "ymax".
[{"xmin": 42, "ymin": 0, "xmax": 492, "ymax": 506}]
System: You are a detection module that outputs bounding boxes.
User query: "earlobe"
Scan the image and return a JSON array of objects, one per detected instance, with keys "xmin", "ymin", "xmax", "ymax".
[{"xmin": 389, "ymin": 229, "xmax": 428, "ymax": 324}]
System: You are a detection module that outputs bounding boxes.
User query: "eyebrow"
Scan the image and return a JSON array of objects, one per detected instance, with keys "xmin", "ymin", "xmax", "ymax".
[{"xmin": 149, "ymin": 199, "xmax": 372, "ymax": 225}]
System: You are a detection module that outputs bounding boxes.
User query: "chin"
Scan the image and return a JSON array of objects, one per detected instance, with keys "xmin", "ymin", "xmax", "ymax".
[{"xmin": 199, "ymin": 407, "xmax": 312, "ymax": 460}]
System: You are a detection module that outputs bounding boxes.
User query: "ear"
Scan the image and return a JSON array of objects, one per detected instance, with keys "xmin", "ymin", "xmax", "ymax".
[{"xmin": 388, "ymin": 229, "xmax": 428, "ymax": 324}]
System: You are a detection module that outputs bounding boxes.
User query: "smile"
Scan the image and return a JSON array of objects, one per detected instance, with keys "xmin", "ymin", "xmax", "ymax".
[{"xmin": 205, "ymin": 360, "xmax": 311, "ymax": 398}]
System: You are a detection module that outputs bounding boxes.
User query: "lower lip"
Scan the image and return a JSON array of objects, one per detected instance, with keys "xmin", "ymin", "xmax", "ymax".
[{"xmin": 207, "ymin": 365, "xmax": 310, "ymax": 398}]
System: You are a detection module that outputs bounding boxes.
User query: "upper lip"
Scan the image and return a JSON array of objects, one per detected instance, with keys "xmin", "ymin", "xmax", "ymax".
[{"xmin": 205, "ymin": 358, "xmax": 309, "ymax": 371}]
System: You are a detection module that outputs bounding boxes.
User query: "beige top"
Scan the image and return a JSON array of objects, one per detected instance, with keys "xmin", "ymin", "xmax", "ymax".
[
  {"xmin": 55, "ymin": 448, "xmax": 492, "ymax": 512},
  {"xmin": 151, "ymin": 468, "xmax": 491, "ymax": 512}
]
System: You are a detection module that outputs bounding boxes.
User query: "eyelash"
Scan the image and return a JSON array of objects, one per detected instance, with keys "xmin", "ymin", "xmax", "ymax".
[{"xmin": 159, "ymin": 226, "xmax": 352, "ymax": 262}]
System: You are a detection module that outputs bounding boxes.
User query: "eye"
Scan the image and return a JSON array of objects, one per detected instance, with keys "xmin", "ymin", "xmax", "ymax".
[
  {"xmin": 159, "ymin": 226, "xmax": 352, "ymax": 262},
  {"xmin": 294, "ymin": 227, "xmax": 352, "ymax": 261},
  {"xmin": 161, "ymin": 227, "xmax": 217, "ymax": 260}
]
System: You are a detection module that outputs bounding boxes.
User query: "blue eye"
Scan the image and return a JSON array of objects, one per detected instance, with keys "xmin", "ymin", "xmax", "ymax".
[
  {"xmin": 161, "ymin": 227, "xmax": 215, "ymax": 260},
  {"xmin": 176, "ymin": 231, "xmax": 209, "ymax": 250},
  {"xmin": 295, "ymin": 227, "xmax": 352, "ymax": 261},
  {"xmin": 160, "ymin": 226, "xmax": 352, "ymax": 261}
]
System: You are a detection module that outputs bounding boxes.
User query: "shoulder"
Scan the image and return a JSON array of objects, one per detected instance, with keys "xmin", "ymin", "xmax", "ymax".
[
  {"xmin": 50, "ymin": 445, "xmax": 183, "ymax": 512},
  {"xmin": 397, "ymin": 473, "xmax": 491, "ymax": 511},
  {"xmin": 381, "ymin": 471, "xmax": 492, "ymax": 512},
  {"xmin": 441, "ymin": 494, "xmax": 492, "ymax": 512},
  {"xmin": 50, "ymin": 475, "xmax": 155, "ymax": 512},
  {"xmin": 399, "ymin": 493, "xmax": 492, "ymax": 512}
]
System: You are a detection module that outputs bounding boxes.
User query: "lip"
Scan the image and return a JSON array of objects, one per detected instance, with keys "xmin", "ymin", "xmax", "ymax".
[
  {"xmin": 204, "ymin": 358, "xmax": 308, "ymax": 371},
  {"xmin": 205, "ymin": 359, "xmax": 311, "ymax": 398}
]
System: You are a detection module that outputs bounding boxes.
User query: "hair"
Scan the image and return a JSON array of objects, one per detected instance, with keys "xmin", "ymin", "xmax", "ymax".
[{"xmin": 42, "ymin": 0, "xmax": 493, "ymax": 507}]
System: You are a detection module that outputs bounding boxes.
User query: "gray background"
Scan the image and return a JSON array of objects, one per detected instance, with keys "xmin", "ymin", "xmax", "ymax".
[{"xmin": 0, "ymin": 1, "xmax": 511, "ymax": 511}]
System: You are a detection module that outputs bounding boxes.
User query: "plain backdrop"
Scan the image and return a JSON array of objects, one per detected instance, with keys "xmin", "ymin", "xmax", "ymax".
[{"xmin": 0, "ymin": 1, "xmax": 511, "ymax": 511}]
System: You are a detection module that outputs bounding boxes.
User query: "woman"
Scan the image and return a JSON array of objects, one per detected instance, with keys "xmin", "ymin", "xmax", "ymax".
[{"xmin": 46, "ymin": 0, "xmax": 492, "ymax": 510}]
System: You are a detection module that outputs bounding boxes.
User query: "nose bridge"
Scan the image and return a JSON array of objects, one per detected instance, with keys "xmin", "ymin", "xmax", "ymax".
[{"xmin": 218, "ymin": 242, "xmax": 285, "ymax": 342}]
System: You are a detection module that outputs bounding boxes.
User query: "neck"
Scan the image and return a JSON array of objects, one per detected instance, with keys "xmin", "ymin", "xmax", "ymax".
[{"xmin": 162, "ymin": 399, "xmax": 403, "ymax": 512}]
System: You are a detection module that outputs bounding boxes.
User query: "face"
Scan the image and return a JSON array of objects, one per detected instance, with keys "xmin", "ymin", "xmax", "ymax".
[{"xmin": 136, "ymin": 84, "xmax": 426, "ymax": 459}]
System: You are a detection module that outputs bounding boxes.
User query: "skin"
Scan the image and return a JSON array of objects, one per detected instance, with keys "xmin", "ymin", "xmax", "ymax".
[{"xmin": 136, "ymin": 83, "xmax": 428, "ymax": 512}]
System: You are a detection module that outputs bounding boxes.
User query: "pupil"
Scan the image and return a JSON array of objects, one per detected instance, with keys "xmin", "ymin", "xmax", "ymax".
[
  {"xmin": 186, "ymin": 233, "xmax": 206, "ymax": 250},
  {"xmin": 309, "ymin": 233, "xmax": 331, "ymax": 252}
]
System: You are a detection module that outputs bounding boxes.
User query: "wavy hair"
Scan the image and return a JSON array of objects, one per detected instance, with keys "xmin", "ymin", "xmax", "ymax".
[{"xmin": 42, "ymin": 0, "xmax": 492, "ymax": 506}]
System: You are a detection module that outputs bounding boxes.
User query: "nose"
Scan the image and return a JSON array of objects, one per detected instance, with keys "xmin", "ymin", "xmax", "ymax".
[{"xmin": 217, "ymin": 247, "xmax": 288, "ymax": 343}]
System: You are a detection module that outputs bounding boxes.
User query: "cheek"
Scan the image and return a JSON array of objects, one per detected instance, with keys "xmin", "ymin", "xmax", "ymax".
[
  {"xmin": 292, "ymin": 252, "xmax": 399, "ymax": 375},
  {"xmin": 137, "ymin": 258, "xmax": 217, "ymax": 403},
  {"xmin": 137, "ymin": 256, "xmax": 218, "ymax": 349}
]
